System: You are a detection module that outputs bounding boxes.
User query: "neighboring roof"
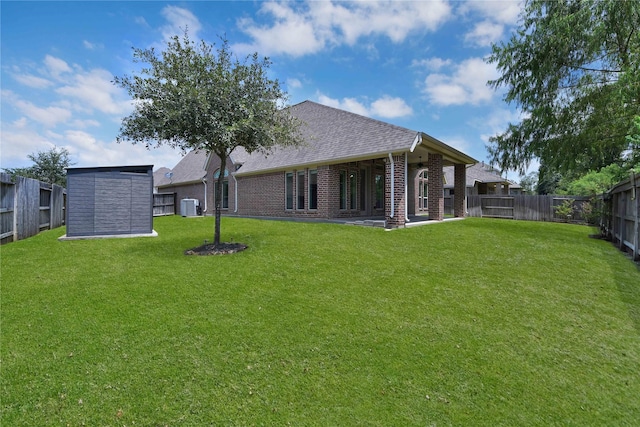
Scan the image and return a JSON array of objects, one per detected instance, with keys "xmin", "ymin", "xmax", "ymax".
[
  {"xmin": 443, "ymin": 162, "xmax": 521, "ymax": 188},
  {"xmin": 156, "ymin": 150, "xmax": 207, "ymax": 188},
  {"xmin": 236, "ymin": 100, "xmax": 476, "ymax": 176},
  {"xmin": 153, "ymin": 167, "xmax": 171, "ymax": 187}
]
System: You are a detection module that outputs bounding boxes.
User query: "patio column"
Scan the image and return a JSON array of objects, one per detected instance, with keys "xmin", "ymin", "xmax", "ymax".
[
  {"xmin": 428, "ymin": 153, "xmax": 444, "ymax": 221},
  {"xmin": 385, "ymin": 154, "xmax": 406, "ymax": 228},
  {"xmin": 454, "ymin": 163, "xmax": 466, "ymax": 217}
]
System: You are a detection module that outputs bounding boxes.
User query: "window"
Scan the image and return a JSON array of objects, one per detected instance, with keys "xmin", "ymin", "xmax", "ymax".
[
  {"xmin": 360, "ymin": 168, "xmax": 368, "ymax": 211},
  {"xmin": 419, "ymin": 170, "xmax": 428, "ymax": 209},
  {"xmin": 339, "ymin": 170, "xmax": 347, "ymax": 210},
  {"xmin": 374, "ymin": 173, "xmax": 384, "ymax": 209},
  {"xmin": 285, "ymin": 172, "xmax": 294, "ymax": 210},
  {"xmin": 422, "ymin": 182, "xmax": 428, "ymax": 209},
  {"xmin": 297, "ymin": 171, "xmax": 305, "ymax": 209},
  {"xmin": 222, "ymin": 180, "xmax": 229, "ymax": 209},
  {"xmin": 214, "ymin": 168, "xmax": 230, "ymax": 209},
  {"xmin": 308, "ymin": 170, "xmax": 318, "ymax": 210},
  {"xmin": 349, "ymin": 171, "xmax": 357, "ymax": 210}
]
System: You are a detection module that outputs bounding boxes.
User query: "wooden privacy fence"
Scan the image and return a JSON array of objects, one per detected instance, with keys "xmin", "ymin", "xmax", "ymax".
[
  {"xmin": 1, "ymin": 173, "xmax": 66, "ymax": 244},
  {"xmin": 465, "ymin": 195, "xmax": 592, "ymax": 222},
  {"xmin": 601, "ymin": 174, "xmax": 640, "ymax": 261},
  {"xmin": 153, "ymin": 192, "xmax": 176, "ymax": 216}
]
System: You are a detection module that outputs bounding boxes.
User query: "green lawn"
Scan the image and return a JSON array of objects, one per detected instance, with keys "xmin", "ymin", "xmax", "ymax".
[{"xmin": 1, "ymin": 216, "xmax": 639, "ymax": 426}]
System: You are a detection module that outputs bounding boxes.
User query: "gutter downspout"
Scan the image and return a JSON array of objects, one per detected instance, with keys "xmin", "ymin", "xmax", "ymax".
[
  {"xmin": 388, "ymin": 153, "xmax": 394, "ymax": 218},
  {"xmin": 405, "ymin": 152, "xmax": 410, "ymax": 223},
  {"xmin": 202, "ymin": 178, "xmax": 208, "ymax": 213}
]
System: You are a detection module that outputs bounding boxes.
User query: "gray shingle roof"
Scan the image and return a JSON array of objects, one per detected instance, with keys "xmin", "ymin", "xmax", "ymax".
[
  {"xmin": 236, "ymin": 100, "xmax": 419, "ymax": 176},
  {"xmin": 444, "ymin": 163, "xmax": 521, "ymax": 188},
  {"xmin": 153, "ymin": 167, "xmax": 172, "ymax": 187},
  {"xmin": 158, "ymin": 100, "xmax": 476, "ymax": 183},
  {"xmin": 157, "ymin": 150, "xmax": 207, "ymax": 188}
]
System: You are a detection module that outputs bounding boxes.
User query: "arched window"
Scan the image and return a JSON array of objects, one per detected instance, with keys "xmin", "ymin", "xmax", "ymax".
[{"xmin": 213, "ymin": 168, "xmax": 229, "ymax": 179}]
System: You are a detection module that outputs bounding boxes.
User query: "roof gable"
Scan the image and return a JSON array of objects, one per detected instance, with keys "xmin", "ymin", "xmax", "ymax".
[{"xmin": 157, "ymin": 150, "xmax": 207, "ymax": 187}]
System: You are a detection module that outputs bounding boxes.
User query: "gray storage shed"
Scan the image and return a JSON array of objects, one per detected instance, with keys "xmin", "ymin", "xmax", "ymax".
[{"xmin": 64, "ymin": 165, "xmax": 155, "ymax": 238}]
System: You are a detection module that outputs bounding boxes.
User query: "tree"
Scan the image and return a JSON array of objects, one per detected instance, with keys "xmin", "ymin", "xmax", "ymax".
[
  {"xmin": 518, "ymin": 171, "xmax": 538, "ymax": 194},
  {"xmin": 114, "ymin": 33, "xmax": 303, "ymax": 247},
  {"xmin": 625, "ymin": 116, "xmax": 640, "ymax": 172},
  {"xmin": 487, "ymin": 0, "xmax": 640, "ymax": 176},
  {"xmin": 562, "ymin": 164, "xmax": 627, "ymax": 196},
  {"xmin": 2, "ymin": 146, "xmax": 73, "ymax": 186},
  {"xmin": 536, "ymin": 164, "xmax": 562, "ymax": 194}
]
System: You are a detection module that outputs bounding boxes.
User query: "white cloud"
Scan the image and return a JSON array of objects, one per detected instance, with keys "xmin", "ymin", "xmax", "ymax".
[
  {"xmin": 440, "ymin": 135, "xmax": 472, "ymax": 155},
  {"xmin": 63, "ymin": 130, "xmax": 181, "ymax": 169},
  {"xmin": 476, "ymin": 107, "xmax": 526, "ymax": 145},
  {"xmin": 236, "ymin": 3, "xmax": 327, "ymax": 57},
  {"xmin": 235, "ymin": 0, "xmax": 452, "ymax": 57},
  {"xmin": 82, "ymin": 40, "xmax": 103, "ymax": 50},
  {"xmin": 13, "ymin": 73, "xmax": 53, "ymax": 89},
  {"xmin": 318, "ymin": 94, "xmax": 370, "ymax": 116},
  {"xmin": 371, "ymin": 96, "xmax": 413, "ymax": 118},
  {"xmin": 160, "ymin": 5, "xmax": 202, "ymax": 41},
  {"xmin": 423, "ymin": 57, "xmax": 500, "ymax": 106},
  {"xmin": 56, "ymin": 68, "xmax": 131, "ymax": 115},
  {"xmin": 411, "ymin": 57, "xmax": 452, "ymax": 71},
  {"xmin": 460, "ymin": 1, "xmax": 522, "ymax": 25},
  {"xmin": 287, "ymin": 78, "xmax": 303, "ymax": 89},
  {"xmin": 465, "ymin": 21, "xmax": 504, "ymax": 47},
  {"xmin": 458, "ymin": 1, "xmax": 523, "ymax": 48},
  {"xmin": 0, "ymin": 126, "xmax": 58, "ymax": 168},
  {"xmin": 2, "ymin": 90, "xmax": 72, "ymax": 127},
  {"xmin": 317, "ymin": 93, "xmax": 412, "ymax": 119},
  {"xmin": 44, "ymin": 55, "xmax": 72, "ymax": 80}
]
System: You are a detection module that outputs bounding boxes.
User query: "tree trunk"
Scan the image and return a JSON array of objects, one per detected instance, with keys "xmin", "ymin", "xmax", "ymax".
[{"xmin": 213, "ymin": 151, "xmax": 227, "ymax": 247}]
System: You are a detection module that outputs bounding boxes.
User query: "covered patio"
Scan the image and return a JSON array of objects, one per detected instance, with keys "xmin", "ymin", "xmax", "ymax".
[{"xmin": 384, "ymin": 132, "xmax": 477, "ymax": 228}]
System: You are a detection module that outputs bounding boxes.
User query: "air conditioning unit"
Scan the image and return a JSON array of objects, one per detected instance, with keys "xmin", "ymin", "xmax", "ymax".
[{"xmin": 180, "ymin": 198, "xmax": 199, "ymax": 217}]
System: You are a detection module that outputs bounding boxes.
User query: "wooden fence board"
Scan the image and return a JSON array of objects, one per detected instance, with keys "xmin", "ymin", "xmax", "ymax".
[
  {"xmin": 0, "ymin": 174, "xmax": 67, "ymax": 244},
  {"xmin": 50, "ymin": 184, "xmax": 65, "ymax": 228},
  {"xmin": 466, "ymin": 195, "xmax": 591, "ymax": 223},
  {"xmin": 153, "ymin": 193, "xmax": 176, "ymax": 216},
  {"xmin": 16, "ymin": 176, "xmax": 41, "ymax": 240}
]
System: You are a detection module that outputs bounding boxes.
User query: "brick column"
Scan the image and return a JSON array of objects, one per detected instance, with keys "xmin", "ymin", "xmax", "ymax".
[
  {"xmin": 454, "ymin": 163, "xmax": 466, "ymax": 218},
  {"xmin": 428, "ymin": 153, "xmax": 444, "ymax": 221},
  {"xmin": 385, "ymin": 154, "xmax": 406, "ymax": 228},
  {"xmin": 317, "ymin": 165, "xmax": 331, "ymax": 218}
]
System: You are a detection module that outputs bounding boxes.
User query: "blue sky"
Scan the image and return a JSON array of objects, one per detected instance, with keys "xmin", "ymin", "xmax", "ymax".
[{"xmin": 1, "ymin": 0, "xmax": 529, "ymax": 178}]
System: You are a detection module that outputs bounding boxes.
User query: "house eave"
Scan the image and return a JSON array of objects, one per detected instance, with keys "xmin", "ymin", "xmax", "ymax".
[
  {"xmin": 419, "ymin": 133, "xmax": 477, "ymax": 165},
  {"xmin": 234, "ymin": 149, "xmax": 408, "ymax": 177},
  {"xmin": 157, "ymin": 178, "xmax": 205, "ymax": 188}
]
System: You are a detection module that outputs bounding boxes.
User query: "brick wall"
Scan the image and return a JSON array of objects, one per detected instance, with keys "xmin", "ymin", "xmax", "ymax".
[
  {"xmin": 427, "ymin": 153, "xmax": 444, "ymax": 221},
  {"xmin": 162, "ymin": 182, "xmax": 205, "ymax": 214},
  {"xmin": 385, "ymin": 154, "xmax": 406, "ymax": 228},
  {"xmin": 233, "ymin": 160, "xmax": 386, "ymax": 219},
  {"xmin": 454, "ymin": 163, "xmax": 466, "ymax": 217}
]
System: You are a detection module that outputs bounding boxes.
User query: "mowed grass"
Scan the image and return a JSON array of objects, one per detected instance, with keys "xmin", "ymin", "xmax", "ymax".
[{"xmin": 1, "ymin": 216, "xmax": 639, "ymax": 426}]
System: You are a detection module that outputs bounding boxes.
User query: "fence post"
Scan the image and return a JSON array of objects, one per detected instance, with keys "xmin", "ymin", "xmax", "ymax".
[
  {"xmin": 12, "ymin": 178, "xmax": 18, "ymax": 242},
  {"xmin": 633, "ymin": 172, "xmax": 639, "ymax": 261}
]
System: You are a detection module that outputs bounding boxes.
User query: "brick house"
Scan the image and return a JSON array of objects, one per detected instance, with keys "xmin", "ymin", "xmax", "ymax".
[
  {"xmin": 443, "ymin": 162, "xmax": 522, "ymax": 197},
  {"xmin": 156, "ymin": 100, "xmax": 476, "ymax": 228}
]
